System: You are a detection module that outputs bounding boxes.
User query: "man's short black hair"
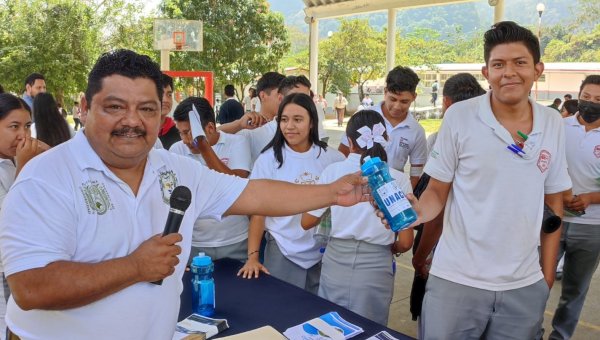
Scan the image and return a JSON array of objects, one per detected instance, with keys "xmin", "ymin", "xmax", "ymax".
[
  {"xmin": 256, "ymin": 72, "xmax": 285, "ymax": 96},
  {"xmin": 224, "ymin": 84, "xmax": 236, "ymax": 97},
  {"xmin": 442, "ymin": 73, "xmax": 486, "ymax": 104},
  {"xmin": 553, "ymin": 98, "xmax": 562, "ymax": 105},
  {"xmin": 579, "ymin": 75, "xmax": 600, "ymax": 97},
  {"xmin": 385, "ymin": 66, "xmax": 420, "ymax": 94},
  {"xmin": 0, "ymin": 83, "xmax": 4, "ymax": 94},
  {"xmin": 85, "ymin": 49, "xmax": 163, "ymax": 105},
  {"xmin": 278, "ymin": 75, "xmax": 311, "ymax": 96},
  {"xmin": 564, "ymin": 94, "xmax": 573, "ymax": 100},
  {"xmin": 484, "ymin": 21, "xmax": 540, "ymax": 65},
  {"xmin": 173, "ymin": 96, "xmax": 215, "ymax": 128},
  {"xmin": 161, "ymin": 73, "xmax": 174, "ymax": 90},
  {"xmin": 562, "ymin": 99, "xmax": 579, "ymax": 115},
  {"xmin": 24, "ymin": 73, "xmax": 45, "ymax": 87}
]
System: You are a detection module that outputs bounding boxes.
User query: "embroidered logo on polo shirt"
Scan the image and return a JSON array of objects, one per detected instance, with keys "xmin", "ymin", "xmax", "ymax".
[
  {"xmin": 398, "ymin": 137, "xmax": 410, "ymax": 150},
  {"xmin": 594, "ymin": 145, "xmax": 600, "ymax": 158},
  {"xmin": 537, "ymin": 150, "xmax": 551, "ymax": 173},
  {"xmin": 159, "ymin": 170, "xmax": 179, "ymax": 204},
  {"xmin": 81, "ymin": 181, "xmax": 114, "ymax": 215}
]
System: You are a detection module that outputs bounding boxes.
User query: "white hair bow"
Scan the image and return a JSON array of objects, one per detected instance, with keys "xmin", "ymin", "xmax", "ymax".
[{"xmin": 356, "ymin": 123, "xmax": 388, "ymax": 149}]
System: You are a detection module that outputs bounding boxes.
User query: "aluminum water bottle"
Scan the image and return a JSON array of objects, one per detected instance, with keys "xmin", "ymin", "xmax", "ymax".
[
  {"xmin": 191, "ymin": 252, "xmax": 215, "ymax": 317},
  {"xmin": 361, "ymin": 156, "xmax": 417, "ymax": 232}
]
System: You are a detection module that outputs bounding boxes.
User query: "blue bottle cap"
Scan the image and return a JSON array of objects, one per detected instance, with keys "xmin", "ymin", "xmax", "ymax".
[
  {"xmin": 192, "ymin": 252, "xmax": 212, "ymax": 266},
  {"xmin": 360, "ymin": 156, "xmax": 383, "ymax": 176}
]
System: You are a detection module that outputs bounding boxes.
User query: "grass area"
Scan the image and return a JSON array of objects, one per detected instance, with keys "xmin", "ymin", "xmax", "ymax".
[{"xmin": 418, "ymin": 119, "xmax": 443, "ymax": 135}]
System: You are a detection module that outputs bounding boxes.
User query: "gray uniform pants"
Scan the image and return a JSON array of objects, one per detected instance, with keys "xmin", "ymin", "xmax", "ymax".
[
  {"xmin": 421, "ymin": 275, "xmax": 549, "ymax": 340},
  {"xmin": 550, "ymin": 222, "xmax": 600, "ymax": 339}
]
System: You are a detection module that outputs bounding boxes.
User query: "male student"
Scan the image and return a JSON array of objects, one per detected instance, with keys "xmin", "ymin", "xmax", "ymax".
[
  {"xmin": 410, "ymin": 21, "xmax": 571, "ymax": 339},
  {"xmin": 338, "ymin": 66, "xmax": 427, "ymax": 187}
]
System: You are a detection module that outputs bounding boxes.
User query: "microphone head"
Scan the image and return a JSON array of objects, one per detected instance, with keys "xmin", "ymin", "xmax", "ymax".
[{"xmin": 170, "ymin": 186, "xmax": 192, "ymax": 211}]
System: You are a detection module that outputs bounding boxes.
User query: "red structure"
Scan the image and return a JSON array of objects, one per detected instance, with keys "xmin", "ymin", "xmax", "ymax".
[{"xmin": 163, "ymin": 70, "xmax": 214, "ymax": 107}]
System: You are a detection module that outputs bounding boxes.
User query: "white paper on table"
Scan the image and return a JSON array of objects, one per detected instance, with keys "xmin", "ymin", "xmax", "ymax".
[{"xmin": 189, "ymin": 104, "xmax": 206, "ymax": 142}]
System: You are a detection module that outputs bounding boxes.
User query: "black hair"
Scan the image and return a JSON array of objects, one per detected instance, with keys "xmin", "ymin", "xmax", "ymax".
[
  {"xmin": 224, "ymin": 84, "xmax": 236, "ymax": 97},
  {"xmin": 0, "ymin": 84, "xmax": 4, "ymax": 94},
  {"xmin": 564, "ymin": 94, "xmax": 573, "ymax": 100},
  {"xmin": 161, "ymin": 73, "xmax": 174, "ymax": 90},
  {"xmin": 262, "ymin": 93, "xmax": 327, "ymax": 168},
  {"xmin": 33, "ymin": 93, "xmax": 71, "ymax": 147},
  {"xmin": 562, "ymin": 99, "xmax": 579, "ymax": 115},
  {"xmin": 442, "ymin": 73, "xmax": 486, "ymax": 104},
  {"xmin": 0, "ymin": 93, "xmax": 31, "ymax": 120},
  {"xmin": 278, "ymin": 75, "xmax": 311, "ymax": 96},
  {"xmin": 553, "ymin": 98, "xmax": 562, "ymax": 105},
  {"xmin": 346, "ymin": 110, "xmax": 388, "ymax": 164},
  {"xmin": 249, "ymin": 88, "xmax": 257, "ymax": 98},
  {"xmin": 484, "ymin": 21, "xmax": 541, "ymax": 65},
  {"xmin": 256, "ymin": 72, "xmax": 285, "ymax": 97},
  {"xmin": 579, "ymin": 75, "xmax": 600, "ymax": 97},
  {"xmin": 24, "ymin": 73, "xmax": 45, "ymax": 87},
  {"xmin": 85, "ymin": 49, "xmax": 163, "ymax": 105},
  {"xmin": 173, "ymin": 96, "xmax": 215, "ymax": 128},
  {"xmin": 385, "ymin": 66, "xmax": 420, "ymax": 94}
]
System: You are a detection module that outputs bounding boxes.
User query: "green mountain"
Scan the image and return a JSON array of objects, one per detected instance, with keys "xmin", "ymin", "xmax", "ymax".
[{"xmin": 269, "ymin": 0, "xmax": 578, "ymax": 38}]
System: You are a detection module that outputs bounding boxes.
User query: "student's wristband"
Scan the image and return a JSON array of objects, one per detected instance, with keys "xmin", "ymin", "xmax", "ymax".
[{"xmin": 247, "ymin": 250, "xmax": 259, "ymax": 258}]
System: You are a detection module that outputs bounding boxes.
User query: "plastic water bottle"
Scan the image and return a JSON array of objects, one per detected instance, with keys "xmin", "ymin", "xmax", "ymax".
[
  {"xmin": 313, "ymin": 208, "xmax": 332, "ymax": 254},
  {"xmin": 190, "ymin": 252, "xmax": 215, "ymax": 317},
  {"xmin": 361, "ymin": 156, "xmax": 417, "ymax": 232}
]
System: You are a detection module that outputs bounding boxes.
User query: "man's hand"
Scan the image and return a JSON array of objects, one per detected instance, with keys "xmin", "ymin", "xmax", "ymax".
[
  {"xmin": 566, "ymin": 194, "xmax": 591, "ymax": 212},
  {"xmin": 412, "ymin": 254, "xmax": 432, "ymax": 278},
  {"xmin": 331, "ymin": 172, "xmax": 369, "ymax": 207},
  {"xmin": 237, "ymin": 257, "xmax": 270, "ymax": 279},
  {"xmin": 128, "ymin": 233, "xmax": 182, "ymax": 282},
  {"xmin": 375, "ymin": 193, "xmax": 421, "ymax": 229},
  {"xmin": 240, "ymin": 111, "xmax": 266, "ymax": 130}
]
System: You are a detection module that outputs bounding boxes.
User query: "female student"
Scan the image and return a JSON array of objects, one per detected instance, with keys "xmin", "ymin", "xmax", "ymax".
[
  {"xmin": 0, "ymin": 93, "xmax": 48, "ymax": 339},
  {"xmin": 238, "ymin": 93, "xmax": 344, "ymax": 293},
  {"xmin": 301, "ymin": 110, "xmax": 413, "ymax": 325},
  {"xmin": 31, "ymin": 93, "xmax": 74, "ymax": 147}
]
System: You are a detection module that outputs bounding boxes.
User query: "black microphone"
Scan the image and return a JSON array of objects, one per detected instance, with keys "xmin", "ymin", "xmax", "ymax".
[
  {"xmin": 542, "ymin": 204, "xmax": 562, "ymax": 234},
  {"xmin": 152, "ymin": 186, "xmax": 192, "ymax": 285}
]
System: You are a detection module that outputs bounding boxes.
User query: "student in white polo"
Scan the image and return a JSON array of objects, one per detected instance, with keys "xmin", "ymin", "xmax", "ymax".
[
  {"xmin": 406, "ymin": 22, "xmax": 571, "ymax": 339},
  {"xmin": 238, "ymin": 93, "xmax": 344, "ymax": 293},
  {"xmin": 302, "ymin": 110, "xmax": 413, "ymax": 325},
  {"xmin": 169, "ymin": 96, "xmax": 252, "ymax": 262},
  {"xmin": 550, "ymin": 75, "xmax": 600, "ymax": 340},
  {"xmin": 338, "ymin": 66, "xmax": 427, "ymax": 188}
]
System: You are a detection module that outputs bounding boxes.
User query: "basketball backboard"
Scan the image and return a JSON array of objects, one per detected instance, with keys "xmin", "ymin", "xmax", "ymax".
[{"xmin": 154, "ymin": 19, "xmax": 203, "ymax": 51}]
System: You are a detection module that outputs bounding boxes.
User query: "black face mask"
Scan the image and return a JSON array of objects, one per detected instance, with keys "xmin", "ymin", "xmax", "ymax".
[{"xmin": 578, "ymin": 100, "xmax": 600, "ymax": 124}]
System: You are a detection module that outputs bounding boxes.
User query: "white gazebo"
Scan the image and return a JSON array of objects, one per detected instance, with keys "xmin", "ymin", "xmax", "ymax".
[{"xmin": 303, "ymin": 0, "xmax": 506, "ymax": 92}]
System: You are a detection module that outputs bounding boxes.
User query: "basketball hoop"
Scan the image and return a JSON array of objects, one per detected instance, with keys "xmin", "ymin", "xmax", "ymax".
[{"xmin": 173, "ymin": 31, "xmax": 185, "ymax": 50}]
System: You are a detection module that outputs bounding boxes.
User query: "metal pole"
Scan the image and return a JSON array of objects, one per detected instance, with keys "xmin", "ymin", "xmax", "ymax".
[
  {"xmin": 309, "ymin": 18, "xmax": 319, "ymax": 94},
  {"xmin": 387, "ymin": 8, "xmax": 397, "ymax": 72}
]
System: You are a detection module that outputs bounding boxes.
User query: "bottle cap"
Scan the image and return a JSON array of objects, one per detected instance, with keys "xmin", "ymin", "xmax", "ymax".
[
  {"xmin": 360, "ymin": 156, "xmax": 383, "ymax": 176},
  {"xmin": 192, "ymin": 252, "xmax": 212, "ymax": 266}
]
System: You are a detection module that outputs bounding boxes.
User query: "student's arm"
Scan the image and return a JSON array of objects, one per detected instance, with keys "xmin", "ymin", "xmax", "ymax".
[
  {"xmin": 7, "ymin": 233, "xmax": 182, "ymax": 310},
  {"xmin": 218, "ymin": 112, "xmax": 266, "ymax": 134},
  {"xmin": 337, "ymin": 143, "xmax": 350, "ymax": 157},
  {"xmin": 540, "ymin": 192, "xmax": 564, "ymax": 289},
  {"xmin": 411, "ymin": 178, "xmax": 451, "ymax": 226},
  {"xmin": 409, "ymin": 164, "xmax": 424, "ymax": 189},
  {"xmin": 301, "ymin": 213, "xmax": 321, "ymax": 230},
  {"xmin": 237, "ymin": 215, "xmax": 270, "ymax": 278},
  {"xmin": 193, "ymin": 137, "xmax": 249, "ymax": 178},
  {"xmin": 412, "ymin": 210, "xmax": 444, "ymax": 277},
  {"xmin": 565, "ymin": 191, "xmax": 600, "ymax": 211},
  {"xmin": 392, "ymin": 228, "xmax": 414, "ymax": 254}
]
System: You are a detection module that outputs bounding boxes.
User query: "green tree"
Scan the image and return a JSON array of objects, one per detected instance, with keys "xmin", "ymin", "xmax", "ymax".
[
  {"xmin": 160, "ymin": 0, "xmax": 290, "ymax": 99},
  {"xmin": 544, "ymin": 24, "xmax": 600, "ymax": 62}
]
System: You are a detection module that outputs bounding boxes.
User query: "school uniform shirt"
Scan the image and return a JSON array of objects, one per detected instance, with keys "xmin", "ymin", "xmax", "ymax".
[
  {"xmin": 250, "ymin": 144, "xmax": 345, "ymax": 268},
  {"xmin": 169, "ymin": 132, "xmax": 252, "ymax": 247},
  {"xmin": 309, "ymin": 153, "xmax": 412, "ymax": 245},
  {"xmin": 237, "ymin": 120, "xmax": 277, "ymax": 167},
  {"xmin": 340, "ymin": 102, "xmax": 428, "ymax": 171},
  {"xmin": 0, "ymin": 158, "xmax": 16, "ymax": 209},
  {"xmin": 563, "ymin": 115, "xmax": 600, "ymax": 225},
  {"xmin": 0, "ymin": 131, "xmax": 248, "ymax": 339},
  {"xmin": 424, "ymin": 92, "xmax": 571, "ymax": 291}
]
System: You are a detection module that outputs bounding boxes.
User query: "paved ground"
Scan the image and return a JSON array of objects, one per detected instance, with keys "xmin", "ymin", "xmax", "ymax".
[{"xmin": 322, "ymin": 117, "xmax": 600, "ymax": 339}]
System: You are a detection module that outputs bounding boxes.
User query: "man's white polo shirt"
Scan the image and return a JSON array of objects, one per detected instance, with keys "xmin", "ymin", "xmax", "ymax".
[
  {"xmin": 424, "ymin": 92, "xmax": 571, "ymax": 291},
  {"xmin": 340, "ymin": 102, "xmax": 427, "ymax": 171},
  {"xmin": 169, "ymin": 132, "xmax": 251, "ymax": 247},
  {"xmin": 563, "ymin": 115, "xmax": 600, "ymax": 225},
  {"xmin": 0, "ymin": 130, "xmax": 248, "ymax": 339}
]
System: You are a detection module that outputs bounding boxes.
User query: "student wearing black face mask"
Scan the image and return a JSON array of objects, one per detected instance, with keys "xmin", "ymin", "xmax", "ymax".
[{"xmin": 550, "ymin": 75, "xmax": 600, "ymax": 340}]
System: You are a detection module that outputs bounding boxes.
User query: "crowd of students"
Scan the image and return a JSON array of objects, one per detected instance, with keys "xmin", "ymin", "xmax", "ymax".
[{"xmin": 0, "ymin": 20, "xmax": 598, "ymax": 340}]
